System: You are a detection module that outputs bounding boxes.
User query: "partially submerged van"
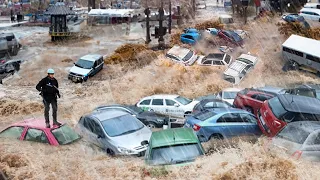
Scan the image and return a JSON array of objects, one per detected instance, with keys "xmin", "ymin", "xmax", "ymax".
[{"xmin": 282, "ymin": 34, "xmax": 320, "ymax": 76}]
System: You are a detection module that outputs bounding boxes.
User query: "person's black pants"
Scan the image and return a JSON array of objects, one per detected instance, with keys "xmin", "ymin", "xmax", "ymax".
[{"xmin": 43, "ymin": 99, "xmax": 58, "ymax": 124}]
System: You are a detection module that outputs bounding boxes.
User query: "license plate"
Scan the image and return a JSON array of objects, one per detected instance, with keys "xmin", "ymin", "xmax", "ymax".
[{"xmin": 259, "ymin": 116, "xmax": 266, "ymax": 125}]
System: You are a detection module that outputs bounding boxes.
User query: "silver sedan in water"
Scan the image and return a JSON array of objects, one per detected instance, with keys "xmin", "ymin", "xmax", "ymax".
[
  {"xmin": 76, "ymin": 109, "xmax": 152, "ymax": 156},
  {"xmin": 270, "ymin": 121, "xmax": 320, "ymax": 162}
]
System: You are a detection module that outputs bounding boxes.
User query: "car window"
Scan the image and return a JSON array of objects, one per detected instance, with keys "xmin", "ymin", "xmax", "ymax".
[
  {"xmin": 25, "ymin": 128, "xmax": 49, "ymax": 144},
  {"xmin": 203, "ymin": 102, "xmax": 214, "ymax": 108},
  {"xmin": 183, "ymin": 35, "xmax": 194, "ymax": 40},
  {"xmin": 140, "ymin": 99, "xmax": 151, "ymax": 105},
  {"xmin": 52, "ymin": 125, "xmax": 80, "ymax": 145},
  {"xmin": 224, "ymin": 75, "xmax": 236, "ymax": 84},
  {"xmin": 152, "ymin": 99, "xmax": 164, "ymax": 106},
  {"xmin": 0, "ymin": 126, "xmax": 24, "ymax": 139},
  {"xmin": 83, "ymin": 117, "xmax": 104, "ymax": 135},
  {"xmin": 94, "ymin": 60, "xmax": 98, "ymax": 67},
  {"xmin": 277, "ymin": 125, "xmax": 310, "ymax": 144},
  {"xmin": 212, "ymin": 61, "xmax": 223, "ymax": 65},
  {"xmin": 203, "ymin": 60, "xmax": 212, "ymax": 65},
  {"xmin": 217, "ymin": 113, "xmax": 242, "ymax": 123},
  {"xmin": 240, "ymin": 113, "xmax": 257, "ymax": 123},
  {"xmin": 215, "ymin": 102, "xmax": 231, "ymax": 108},
  {"xmin": 165, "ymin": 99, "xmax": 176, "ymax": 106}
]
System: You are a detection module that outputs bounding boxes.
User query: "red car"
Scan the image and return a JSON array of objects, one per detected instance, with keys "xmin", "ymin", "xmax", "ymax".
[
  {"xmin": 233, "ymin": 88, "xmax": 277, "ymax": 115},
  {"xmin": 257, "ymin": 94, "xmax": 320, "ymax": 137},
  {"xmin": 0, "ymin": 119, "xmax": 80, "ymax": 146},
  {"xmin": 217, "ymin": 30, "xmax": 244, "ymax": 46}
]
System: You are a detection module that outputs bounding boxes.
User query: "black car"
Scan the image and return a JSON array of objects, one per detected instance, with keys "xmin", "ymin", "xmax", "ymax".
[
  {"xmin": 0, "ymin": 59, "xmax": 21, "ymax": 74},
  {"xmin": 192, "ymin": 99, "xmax": 232, "ymax": 114},
  {"xmin": 298, "ymin": 84, "xmax": 320, "ymax": 99},
  {"xmin": 93, "ymin": 104, "xmax": 168, "ymax": 128}
]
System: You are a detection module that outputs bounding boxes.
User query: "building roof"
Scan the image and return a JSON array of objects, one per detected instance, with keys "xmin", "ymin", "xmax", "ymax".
[
  {"xmin": 88, "ymin": 8, "xmax": 135, "ymax": 17},
  {"xmin": 282, "ymin": 34, "xmax": 320, "ymax": 58},
  {"xmin": 44, "ymin": 5, "xmax": 75, "ymax": 15},
  {"xmin": 150, "ymin": 128, "xmax": 199, "ymax": 148},
  {"xmin": 80, "ymin": 54, "xmax": 102, "ymax": 62},
  {"xmin": 278, "ymin": 94, "xmax": 320, "ymax": 114}
]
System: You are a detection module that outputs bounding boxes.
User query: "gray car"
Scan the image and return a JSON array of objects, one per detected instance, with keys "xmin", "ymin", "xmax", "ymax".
[
  {"xmin": 271, "ymin": 121, "xmax": 320, "ymax": 162},
  {"xmin": 76, "ymin": 109, "xmax": 152, "ymax": 156}
]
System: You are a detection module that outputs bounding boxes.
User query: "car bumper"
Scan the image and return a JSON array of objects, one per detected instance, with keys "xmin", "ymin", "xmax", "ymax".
[{"xmin": 68, "ymin": 74, "xmax": 84, "ymax": 82}]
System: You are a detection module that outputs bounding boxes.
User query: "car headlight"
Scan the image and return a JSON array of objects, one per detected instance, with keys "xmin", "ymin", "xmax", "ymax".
[{"xmin": 117, "ymin": 146, "xmax": 135, "ymax": 154}]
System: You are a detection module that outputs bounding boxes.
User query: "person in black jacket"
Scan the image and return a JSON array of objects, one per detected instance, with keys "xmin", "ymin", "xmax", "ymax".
[{"xmin": 36, "ymin": 68, "xmax": 61, "ymax": 128}]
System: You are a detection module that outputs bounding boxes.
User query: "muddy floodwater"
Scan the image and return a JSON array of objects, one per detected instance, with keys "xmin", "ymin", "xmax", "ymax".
[{"xmin": 1, "ymin": 2, "xmax": 320, "ymax": 179}]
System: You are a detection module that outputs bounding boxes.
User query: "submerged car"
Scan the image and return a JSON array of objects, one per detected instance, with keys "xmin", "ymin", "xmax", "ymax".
[
  {"xmin": 197, "ymin": 53, "xmax": 232, "ymax": 66},
  {"xmin": 257, "ymin": 94, "xmax": 320, "ymax": 137},
  {"xmin": 282, "ymin": 14, "xmax": 305, "ymax": 22},
  {"xmin": 76, "ymin": 109, "xmax": 152, "ymax": 156},
  {"xmin": 216, "ymin": 88, "xmax": 242, "ymax": 104},
  {"xmin": 68, "ymin": 54, "xmax": 104, "ymax": 83},
  {"xmin": 166, "ymin": 45, "xmax": 204, "ymax": 66},
  {"xmin": 93, "ymin": 104, "xmax": 168, "ymax": 128},
  {"xmin": 136, "ymin": 94, "xmax": 200, "ymax": 118},
  {"xmin": 223, "ymin": 53, "xmax": 258, "ymax": 84},
  {"xmin": 180, "ymin": 32, "xmax": 201, "ymax": 45},
  {"xmin": 145, "ymin": 128, "xmax": 205, "ymax": 166},
  {"xmin": 217, "ymin": 30, "xmax": 243, "ymax": 46},
  {"xmin": 184, "ymin": 108, "xmax": 261, "ymax": 142},
  {"xmin": 192, "ymin": 99, "xmax": 232, "ymax": 114},
  {"xmin": 270, "ymin": 121, "xmax": 320, "ymax": 162},
  {"xmin": 0, "ymin": 119, "xmax": 81, "ymax": 146},
  {"xmin": 0, "ymin": 59, "xmax": 21, "ymax": 74}
]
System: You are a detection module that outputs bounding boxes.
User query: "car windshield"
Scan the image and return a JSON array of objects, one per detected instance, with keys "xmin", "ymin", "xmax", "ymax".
[
  {"xmin": 175, "ymin": 96, "xmax": 192, "ymax": 105},
  {"xmin": 194, "ymin": 110, "xmax": 217, "ymax": 121},
  {"xmin": 75, "ymin": 59, "xmax": 94, "ymax": 69},
  {"xmin": 224, "ymin": 54, "xmax": 231, "ymax": 64},
  {"xmin": 277, "ymin": 124, "xmax": 310, "ymax": 144},
  {"xmin": 182, "ymin": 50, "xmax": 194, "ymax": 61},
  {"xmin": 101, "ymin": 114, "xmax": 144, "ymax": 137},
  {"xmin": 224, "ymin": 75, "xmax": 236, "ymax": 84},
  {"xmin": 236, "ymin": 58, "xmax": 252, "ymax": 65},
  {"xmin": 149, "ymin": 143, "xmax": 203, "ymax": 165},
  {"xmin": 223, "ymin": 92, "xmax": 238, "ymax": 99},
  {"xmin": 127, "ymin": 105, "xmax": 144, "ymax": 114},
  {"xmin": 268, "ymin": 97, "xmax": 287, "ymax": 119},
  {"xmin": 52, "ymin": 125, "xmax": 81, "ymax": 145}
]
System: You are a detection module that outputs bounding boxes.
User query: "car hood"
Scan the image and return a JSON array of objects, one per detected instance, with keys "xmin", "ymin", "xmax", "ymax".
[
  {"xmin": 70, "ymin": 65, "xmax": 91, "ymax": 76},
  {"xmin": 185, "ymin": 100, "xmax": 200, "ymax": 110},
  {"xmin": 110, "ymin": 126, "xmax": 152, "ymax": 150}
]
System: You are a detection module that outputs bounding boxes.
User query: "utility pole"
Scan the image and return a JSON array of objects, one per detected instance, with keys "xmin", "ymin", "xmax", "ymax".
[
  {"xmin": 192, "ymin": 0, "xmax": 196, "ymax": 19},
  {"xmin": 169, "ymin": 0, "xmax": 172, "ymax": 34},
  {"xmin": 177, "ymin": 5, "xmax": 181, "ymax": 26},
  {"xmin": 158, "ymin": 0, "xmax": 165, "ymax": 49},
  {"xmin": 144, "ymin": 7, "xmax": 151, "ymax": 44},
  {"xmin": 280, "ymin": 0, "xmax": 283, "ymax": 15},
  {"xmin": 241, "ymin": 0, "xmax": 249, "ymax": 24}
]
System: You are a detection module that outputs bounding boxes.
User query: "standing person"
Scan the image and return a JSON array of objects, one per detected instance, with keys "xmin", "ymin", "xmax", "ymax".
[{"xmin": 36, "ymin": 69, "xmax": 61, "ymax": 128}]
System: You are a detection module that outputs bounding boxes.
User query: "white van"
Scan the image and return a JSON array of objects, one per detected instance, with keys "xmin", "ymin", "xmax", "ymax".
[
  {"xmin": 299, "ymin": 7, "xmax": 320, "ymax": 21},
  {"xmin": 166, "ymin": 45, "xmax": 204, "ymax": 66}
]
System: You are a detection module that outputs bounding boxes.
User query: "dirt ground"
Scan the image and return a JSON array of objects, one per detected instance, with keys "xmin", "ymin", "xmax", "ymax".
[{"xmin": 1, "ymin": 4, "xmax": 320, "ymax": 179}]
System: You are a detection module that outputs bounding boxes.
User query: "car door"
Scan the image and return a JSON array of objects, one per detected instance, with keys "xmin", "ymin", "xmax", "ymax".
[
  {"xmin": 138, "ymin": 99, "xmax": 152, "ymax": 111},
  {"xmin": 24, "ymin": 128, "xmax": 50, "ymax": 144},
  {"xmin": 239, "ymin": 113, "xmax": 261, "ymax": 135},
  {"xmin": 82, "ymin": 117, "xmax": 103, "ymax": 148},
  {"xmin": 150, "ymin": 99, "xmax": 165, "ymax": 115},
  {"xmin": 216, "ymin": 113, "xmax": 246, "ymax": 138},
  {"xmin": 164, "ymin": 99, "xmax": 180, "ymax": 117},
  {"xmin": 0, "ymin": 126, "xmax": 25, "ymax": 140},
  {"xmin": 96, "ymin": 57, "xmax": 104, "ymax": 71},
  {"xmin": 90, "ymin": 120, "xmax": 111, "ymax": 150}
]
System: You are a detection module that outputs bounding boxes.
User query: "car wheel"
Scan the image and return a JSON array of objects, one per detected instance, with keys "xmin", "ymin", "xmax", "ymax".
[
  {"xmin": 106, "ymin": 148, "xmax": 115, "ymax": 156},
  {"xmin": 146, "ymin": 122, "xmax": 157, "ymax": 129},
  {"xmin": 244, "ymin": 106, "xmax": 253, "ymax": 114},
  {"xmin": 209, "ymin": 134, "xmax": 223, "ymax": 140}
]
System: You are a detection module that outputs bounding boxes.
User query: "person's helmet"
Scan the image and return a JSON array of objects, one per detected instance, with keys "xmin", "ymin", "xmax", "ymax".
[{"xmin": 47, "ymin": 68, "xmax": 55, "ymax": 74}]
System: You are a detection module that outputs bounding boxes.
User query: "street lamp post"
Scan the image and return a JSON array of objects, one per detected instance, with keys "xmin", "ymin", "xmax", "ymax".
[{"xmin": 144, "ymin": 7, "xmax": 151, "ymax": 44}]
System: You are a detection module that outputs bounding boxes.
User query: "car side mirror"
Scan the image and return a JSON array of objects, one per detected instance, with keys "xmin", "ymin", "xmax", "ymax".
[
  {"xmin": 141, "ymin": 140, "xmax": 149, "ymax": 146},
  {"xmin": 174, "ymin": 103, "xmax": 180, "ymax": 107}
]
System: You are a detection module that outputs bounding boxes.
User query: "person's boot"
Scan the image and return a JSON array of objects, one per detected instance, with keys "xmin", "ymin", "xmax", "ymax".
[
  {"xmin": 46, "ymin": 122, "xmax": 50, "ymax": 128},
  {"xmin": 53, "ymin": 121, "xmax": 62, "ymax": 127}
]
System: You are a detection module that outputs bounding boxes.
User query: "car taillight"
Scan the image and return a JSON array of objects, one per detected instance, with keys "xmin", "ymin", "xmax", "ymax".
[
  {"xmin": 292, "ymin": 150, "xmax": 302, "ymax": 159},
  {"xmin": 193, "ymin": 124, "xmax": 201, "ymax": 131}
]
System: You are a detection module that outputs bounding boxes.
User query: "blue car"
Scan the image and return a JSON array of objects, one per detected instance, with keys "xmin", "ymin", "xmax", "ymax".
[
  {"xmin": 184, "ymin": 108, "xmax": 261, "ymax": 142},
  {"xmin": 180, "ymin": 32, "xmax": 201, "ymax": 45},
  {"xmin": 282, "ymin": 14, "xmax": 305, "ymax": 22}
]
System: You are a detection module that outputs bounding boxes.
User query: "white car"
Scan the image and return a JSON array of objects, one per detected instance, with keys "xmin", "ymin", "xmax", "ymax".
[
  {"xmin": 223, "ymin": 53, "xmax": 258, "ymax": 84},
  {"xmin": 166, "ymin": 45, "xmax": 204, "ymax": 66},
  {"xmin": 299, "ymin": 8, "xmax": 320, "ymax": 22},
  {"xmin": 216, "ymin": 88, "xmax": 242, "ymax": 104},
  {"xmin": 197, "ymin": 53, "xmax": 232, "ymax": 66},
  {"xmin": 136, "ymin": 94, "xmax": 200, "ymax": 118}
]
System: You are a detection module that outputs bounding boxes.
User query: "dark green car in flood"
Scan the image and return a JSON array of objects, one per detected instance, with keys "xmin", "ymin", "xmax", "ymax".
[{"xmin": 145, "ymin": 128, "xmax": 205, "ymax": 166}]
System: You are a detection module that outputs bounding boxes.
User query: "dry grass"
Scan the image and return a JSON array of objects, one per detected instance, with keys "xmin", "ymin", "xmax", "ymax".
[{"xmin": 277, "ymin": 22, "xmax": 320, "ymax": 40}]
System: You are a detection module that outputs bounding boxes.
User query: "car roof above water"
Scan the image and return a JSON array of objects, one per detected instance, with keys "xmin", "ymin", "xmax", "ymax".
[
  {"xmin": 80, "ymin": 54, "xmax": 102, "ymax": 62},
  {"xmin": 90, "ymin": 109, "xmax": 129, "ymax": 121}
]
